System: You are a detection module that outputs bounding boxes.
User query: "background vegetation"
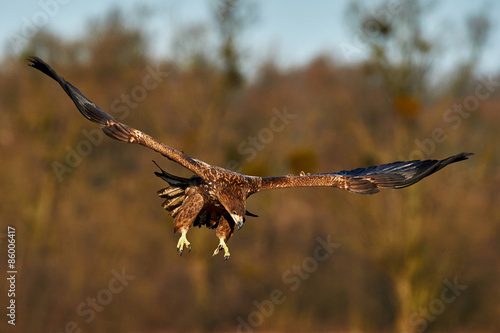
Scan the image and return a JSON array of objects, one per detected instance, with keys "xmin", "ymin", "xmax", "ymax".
[{"xmin": 1, "ymin": 1, "xmax": 499, "ymax": 332}]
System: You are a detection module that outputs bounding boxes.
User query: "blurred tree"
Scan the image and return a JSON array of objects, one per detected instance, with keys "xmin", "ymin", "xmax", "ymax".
[
  {"xmin": 171, "ymin": 23, "xmax": 213, "ymax": 70},
  {"xmin": 2, "ymin": 3, "xmax": 499, "ymax": 333},
  {"xmin": 449, "ymin": 12, "xmax": 491, "ymax": 96},
  {"xmin": 212, "ymin": 0, "xmax": 258, "ymax": 91},
  {"xmin": 85, "ymin": 7, "xmax": 150, "ymax": 75},
  {"xmin": 347, "ymin": 0, "xmax": 433, "ymax": 121},
  {"xmin": 344, "ymin": 1, "xmax": 492, "ymax": 332}
]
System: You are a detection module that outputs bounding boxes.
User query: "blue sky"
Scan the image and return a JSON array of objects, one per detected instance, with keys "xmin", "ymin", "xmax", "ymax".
[{"xmin": 2, "ymin": 0, "xmax": 500, "ymax": 76}]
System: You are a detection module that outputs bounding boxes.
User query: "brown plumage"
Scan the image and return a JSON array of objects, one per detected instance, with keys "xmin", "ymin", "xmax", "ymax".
[{"xmin": 28, "ymin": 56, "xmax": 472, "ymax": 260}]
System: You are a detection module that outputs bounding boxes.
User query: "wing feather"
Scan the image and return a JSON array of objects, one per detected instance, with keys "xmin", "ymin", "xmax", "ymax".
[
  {"xmin": 28, "ymin": 56, "xmax": 208, "ymax": 177},
  {"xmin": 258, "ymin": 153, "xmax": 472, "ymax": 194}
]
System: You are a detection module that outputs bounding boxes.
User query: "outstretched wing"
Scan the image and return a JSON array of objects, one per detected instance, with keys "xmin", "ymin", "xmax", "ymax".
[
  {"xmin": 258, "ymin": 153, "xmax": 472, "ymax": 194},
  {"xmin": 28, "ymin": 56, "xmax": 210, "ymax": 177}
]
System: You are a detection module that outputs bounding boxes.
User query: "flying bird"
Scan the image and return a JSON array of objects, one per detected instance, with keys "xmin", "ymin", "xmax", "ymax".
[{"xmin": 28, "ymin": 56, "xmax": 472, "ymax": 260}]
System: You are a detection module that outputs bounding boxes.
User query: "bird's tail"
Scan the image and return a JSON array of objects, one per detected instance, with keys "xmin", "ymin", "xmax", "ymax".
[{"xmin": 153, "ymin": 161, "xmax": 190, "ymax": 217}]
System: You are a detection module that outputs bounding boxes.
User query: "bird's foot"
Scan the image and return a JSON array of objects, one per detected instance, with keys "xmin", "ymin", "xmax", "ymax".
[
  {"xmin": 212, "ymin": 239, "xmax": 230, "ymax": 260},
  {"xmin": 176, "ymin": 231, "xmax": 191, "ymax": 256}
]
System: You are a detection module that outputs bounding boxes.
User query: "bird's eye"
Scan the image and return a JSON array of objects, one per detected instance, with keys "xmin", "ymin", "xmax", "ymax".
[{"xmin": 232, "ymin": 210, "xmax": 237, "ymax": 215}]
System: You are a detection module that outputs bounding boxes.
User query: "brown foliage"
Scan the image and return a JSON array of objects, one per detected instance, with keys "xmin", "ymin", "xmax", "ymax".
[{"xmin": 1, "ymin": 16, "xmax": 499, "ymax": 333}]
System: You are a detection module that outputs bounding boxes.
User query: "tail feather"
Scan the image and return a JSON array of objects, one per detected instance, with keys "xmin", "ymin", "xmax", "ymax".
[
  {"xmin": 158, "ymin": 187, "xmax": 185, "ymax": 198},
  {"xmin": 153, "ymin": 161, "xmax": 192, "ymax": 188},
  {"xmin": 161, "ymin": 195, "xmax": 185, "ymax": 212},
  {"xmin": 153, "ymin": 161, "xmax": 192, "ymax": 217}
]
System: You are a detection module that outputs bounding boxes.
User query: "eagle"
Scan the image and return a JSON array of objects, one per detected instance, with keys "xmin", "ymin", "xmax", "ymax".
[{"xmin": 28, "ymin": 56, "xmax": 472, "ymax": 260}]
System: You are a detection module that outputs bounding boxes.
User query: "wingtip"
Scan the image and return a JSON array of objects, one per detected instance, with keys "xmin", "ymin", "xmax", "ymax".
[
  {"xmin": 451, "ymin": 152, "xmax": 474, "ymax": 163},
  {"xmin": 27, "ymin": 55, "xmax": 40, "ymax": 65},
  {"xmin": 463, "ymin": 152, "xmax": 474, "ymax": 158},
  {"xmin": 27, "ymin": 56, "xmax": 60, "ymax": 82},
  {"xmin": 27, "ymin": 56, "xmax": 45, "ymax": 69}
]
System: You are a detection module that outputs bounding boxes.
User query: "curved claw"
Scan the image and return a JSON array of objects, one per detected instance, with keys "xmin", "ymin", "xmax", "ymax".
[
  {"xmin": 212, "ymin": 240, "xmax": 230, "ymax": 260},
  {"xmin": 177, "ymin": 231, "xmax": 191, "ymax": 256},
  {"xmin": 212, "ymin": 244, "xmax": 222, "ymax": 258}
]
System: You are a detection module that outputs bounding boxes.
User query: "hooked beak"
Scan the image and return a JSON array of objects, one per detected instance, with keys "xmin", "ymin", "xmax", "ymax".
[{"xmin": 231, "ymin": 214, "xmax": 245, "ymax": 230}]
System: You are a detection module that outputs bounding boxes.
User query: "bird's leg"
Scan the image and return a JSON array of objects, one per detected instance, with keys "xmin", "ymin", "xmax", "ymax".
[
  {"xmin": 172, "ymin": 190, "xmax": 204, "ymax": 256},
  {"xmin": 213, "ymin": 214, "xmax": 233, "ymax": 260},
  {"xmin": 212, "ymin": 238, "xmax": 231, "ymax": 260},
  {"xmin": 176, "ymin": 230, "xmax": 191, "ymax": 256}
]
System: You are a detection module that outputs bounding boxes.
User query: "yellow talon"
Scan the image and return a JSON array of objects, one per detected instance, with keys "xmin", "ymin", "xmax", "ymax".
[
  {"xmin": 177, "ymin": 231, "xmax": 191, "ymax": 255},
  {"xmin": 212, "ymin": 239, "xmax": 230, "ymax": 260}
]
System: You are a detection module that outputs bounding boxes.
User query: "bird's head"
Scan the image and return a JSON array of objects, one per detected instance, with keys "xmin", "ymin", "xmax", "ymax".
[
  {"xmin": 224, "ymin": 199, "xmax": 246, "ymax": 230},
  {"xmin": 230, "ymin": 209, "xmax": 246, "ymax": 230},
  {"xmin": 219, "ymin": 191, "xmax": 247, "ymax": 230}
]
